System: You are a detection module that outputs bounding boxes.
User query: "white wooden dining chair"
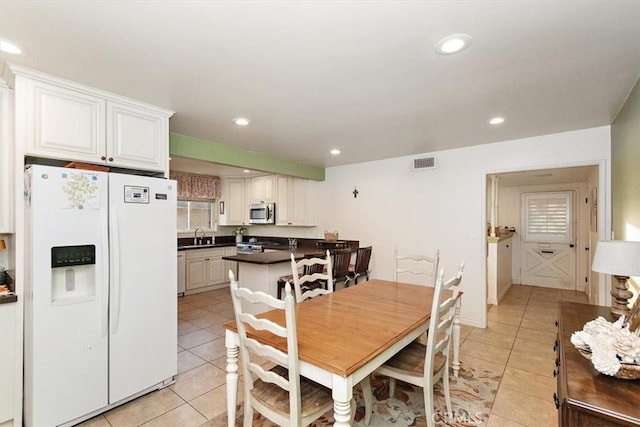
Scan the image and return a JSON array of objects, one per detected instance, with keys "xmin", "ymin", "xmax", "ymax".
[
  {"xmin": 371, "ymin": 262, "xmax": 464, "ymax": 427},
  {"xmin": 229, "ymin": 271, "xmax": 334, "ymax": 426},
  {"xmin": 290, "ymin": 250, "xmax": 334, "ymax": 301},
  {"xmin": 394, "ymin": 247, "xmax": 440, "ymax": 286}
]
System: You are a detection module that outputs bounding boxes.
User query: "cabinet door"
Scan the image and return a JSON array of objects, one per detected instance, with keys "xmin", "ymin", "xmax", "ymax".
[
  {"xmin": 291, "ymin": 177, "xmax": 308, "ymax": 226},
  {"xmin": 0, "ymin": 304, "xmax": 16, "ymax": 423},
  {"xmin": 276, "ymin": 176, "xmax": 311, "ymax": 226},
  {"xmin": 224, "ymin": 247, "xmax": 238, "ymax": 281},
  {"xmin": 25, "ymin": 78, "xmax": 106, "ymax": 162},
  {"xmin": 249, "ymin": 175, "xmax": 276, "ymax": 203},
  {"xmin": 276, "ymin": 175, "xmax": 292, "ymax": 225},
  {"xmin": 0, "ymin": 82, "xmax": 13, "ymax": 233},
  {"xmin": 205, "ymin": 251, "xmax": 226, "ymax": 286},
  {"xmin": 249, "ymin": 176, "xmax": 264, "ymax": 204},
  {"xmin": 106, "ymin": 101, "xmax": 168, "ymax": 172},
  {"xmin": 185, "ymin": 257, "xmax": 207, "ymax": 290},
  {"xmin": 177, "ymin": 253, "xmax": 186, "ymax": 294},
  {"xmin": 223, "ymin": 178, "xmax": 249, "ymax": 226}
]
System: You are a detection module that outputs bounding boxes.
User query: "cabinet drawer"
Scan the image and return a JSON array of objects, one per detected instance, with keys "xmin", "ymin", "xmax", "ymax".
[{"xmin": 185, "ymin": 248, "xmax": 224, "ymax": 260}]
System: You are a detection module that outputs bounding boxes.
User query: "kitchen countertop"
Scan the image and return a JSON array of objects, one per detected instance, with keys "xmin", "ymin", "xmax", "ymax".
[
  {"xmin": 177, "ymin": 242, "xmax": 236, "ymax": 251},
  {"xmin": 222, "ymin": 250, "xmax": 308, "ymax": 265}
]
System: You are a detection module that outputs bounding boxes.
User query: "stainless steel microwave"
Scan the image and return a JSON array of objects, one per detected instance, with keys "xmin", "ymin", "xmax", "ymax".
[{"xmin": 249, "ymin": 203, "xmax": 275, "ymax": 224}]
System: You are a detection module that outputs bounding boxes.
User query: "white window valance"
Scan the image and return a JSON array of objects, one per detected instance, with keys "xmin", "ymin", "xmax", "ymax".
[{"xmin": 170, "ymin": 171, "xmax": 221, "ymax": 200}]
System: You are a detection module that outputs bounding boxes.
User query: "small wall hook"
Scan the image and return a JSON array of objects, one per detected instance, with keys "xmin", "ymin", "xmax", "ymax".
[{"xmin": 353, "ymin": 187, "xmax": 359, "ymax": 198}]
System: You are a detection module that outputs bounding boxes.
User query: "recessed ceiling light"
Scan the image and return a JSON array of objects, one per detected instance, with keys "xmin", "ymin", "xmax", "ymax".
[
  {"xmin": 243, "ymin": 169, "xmax": 251, "ymax": 173},
  {"xmin": 330, "ymin": 149, "xmax": 341, "ymax": 155},
  {"xmin": 435, "ymin": 34, "xmax": 472, "ymax": 55},
  {"xmin": 233, "ymin": 117, "xmax": 251, "ymax": 126},
  {"xmin": 489, "ymin": 117, "xmax": 505, "ymax": 125},
  {"xmin": 0, "ymin": 38, "xmax": 26, "ymax": 55}
]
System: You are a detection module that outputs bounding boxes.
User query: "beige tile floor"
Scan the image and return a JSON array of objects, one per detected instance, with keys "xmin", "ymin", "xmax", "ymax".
[{"xmin": 78, "ymin": 284, "xmax": 589, "ymax": 427}]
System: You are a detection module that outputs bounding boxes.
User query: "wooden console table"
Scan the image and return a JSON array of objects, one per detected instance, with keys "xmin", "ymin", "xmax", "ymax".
[{"xmin": 555, "ymin": 301, "xmax": 640, "ymax": 426}]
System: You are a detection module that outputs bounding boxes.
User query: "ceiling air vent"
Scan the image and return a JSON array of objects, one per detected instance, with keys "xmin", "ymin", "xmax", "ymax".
[{"xmin": 413, "ymin": 156, "xmax": 436, "ymax": 171}]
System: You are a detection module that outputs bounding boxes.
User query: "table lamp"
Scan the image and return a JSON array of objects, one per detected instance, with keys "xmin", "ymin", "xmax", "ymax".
[{"xmin": 592, "ymin": 240, "xmax": 640, "ymax": 318}]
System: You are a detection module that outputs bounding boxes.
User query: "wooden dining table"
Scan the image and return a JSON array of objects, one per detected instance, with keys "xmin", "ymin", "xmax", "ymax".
[{"xmin": 224, "ymin": 279, "xmax": 463, "ymax": 427}]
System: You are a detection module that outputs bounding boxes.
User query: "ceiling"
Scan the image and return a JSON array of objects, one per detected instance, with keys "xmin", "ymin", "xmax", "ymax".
[{"xmin": 1, "ymin": 1, "xmax": 639, "ymax": 170}]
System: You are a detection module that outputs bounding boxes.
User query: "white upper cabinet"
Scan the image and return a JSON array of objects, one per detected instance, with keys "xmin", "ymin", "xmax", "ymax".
[
  {"xmin": 24, "ymin": 78, "xmax": 105, "ymax": 161},
  {"xmin": 9, "ymin": 64, "xmax": 173, "ymax": 175},
  {"xmin": 276, "ymin": 175, "xmax": 315, "ymax": 226},
  {"xmin": 248, "ymin": 175, "xmax": 276, "ymax": 203},
  {"xmin": 0, "ymin": 80, "xmax": 13, "ymax": 233},
  {"xmin": 219, "ymin": 178, "xmax": 250, "ymax": 226},
  {"xmin": 107, "ymin": 101, "xmax": 168, "ymax": 171}
]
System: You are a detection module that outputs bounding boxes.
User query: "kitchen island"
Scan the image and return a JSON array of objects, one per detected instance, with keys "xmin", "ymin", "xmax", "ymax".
[{"xmin": 222, "ymin": 250, "xmax": 309, "ymax": 314}]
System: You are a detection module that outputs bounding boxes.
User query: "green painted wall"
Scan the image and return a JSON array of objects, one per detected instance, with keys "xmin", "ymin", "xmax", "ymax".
[
  {"xmin": 169, "ymin": 133, "xmax": 325, "ymax": 181},
  {"xmin": 611, "ymin": 77, "xmax": 640, "ymax": 300}
]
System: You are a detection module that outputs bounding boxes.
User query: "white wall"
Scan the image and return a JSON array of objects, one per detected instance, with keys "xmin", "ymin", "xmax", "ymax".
[{"xmin": 314, "ymin": 126, "xmax": 611, "ymax": 327}]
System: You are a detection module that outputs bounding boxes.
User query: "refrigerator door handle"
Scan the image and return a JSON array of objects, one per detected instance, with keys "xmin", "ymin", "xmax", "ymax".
[
  {"xmin": 101, "ymin": 206, "xmax": 109, "ymax": 338},
  {"xmin": 110, "ymin": 207, "xmax": 122, "ymax": 335}
]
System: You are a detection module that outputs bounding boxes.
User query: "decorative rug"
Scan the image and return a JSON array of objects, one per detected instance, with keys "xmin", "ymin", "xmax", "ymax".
[{"xmin": 206, "ymin": 364, "xmax": 501, "ymax": 426}]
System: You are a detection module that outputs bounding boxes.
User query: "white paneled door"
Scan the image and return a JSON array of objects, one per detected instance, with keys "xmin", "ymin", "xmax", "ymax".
[{"xmin": 520, "ymin": 192, "xmax": 577, "ymax": 289}]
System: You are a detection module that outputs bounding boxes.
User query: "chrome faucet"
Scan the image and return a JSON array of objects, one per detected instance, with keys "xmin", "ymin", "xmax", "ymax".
[{"xmin": 193, "ymin": 228, "xmax": 205, "ymax": 245}]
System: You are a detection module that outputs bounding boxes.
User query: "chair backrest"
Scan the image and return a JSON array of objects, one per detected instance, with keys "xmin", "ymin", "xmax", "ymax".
[
  {"xmin": 424, "ymin": 262, "xmax": 464, "ymax": 380},
  {"xmin": 228, "ymin": 271, "xmax": 303, "ymax": 422},
  {"xmin": 290, "ymin": 250, "xmax": 333, "ymax": 302},
  {"xmin": 354, "ymin": 246, "xmax": 372, "ymax": 276},
  {"xmin": 332, "ymin": 248, "xmax": 352, "ymax": 286},
  {"xmin": 394, "ymin": 247, "xmax": 440, "ymax": 285}
]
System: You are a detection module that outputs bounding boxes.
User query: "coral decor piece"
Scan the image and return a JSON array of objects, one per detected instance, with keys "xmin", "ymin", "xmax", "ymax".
[{"xmin": 571, "ymin": 316, "xmax": 640, "ymax": 378}]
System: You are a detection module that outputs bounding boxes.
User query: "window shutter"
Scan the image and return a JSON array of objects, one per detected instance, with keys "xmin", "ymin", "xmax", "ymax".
[{"xmin": 524, "ymin": 192, "xmax": 572, "ymax": 242}]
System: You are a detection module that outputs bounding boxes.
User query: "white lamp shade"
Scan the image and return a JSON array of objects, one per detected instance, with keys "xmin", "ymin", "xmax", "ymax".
[{"xmin": 592, "ymin": 240, "xmax": 640, "ymax": 277}]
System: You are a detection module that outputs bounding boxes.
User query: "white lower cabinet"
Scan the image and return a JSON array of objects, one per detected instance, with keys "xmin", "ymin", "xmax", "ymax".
[
  {"xmin": 224, "ymin": 247, "xmax": 238, "ymax": 280},
  {"xmin": 0, "ymin": 302, "xmax": 16, "ymax": 424},
  {"xmin": 185, "ymin": 248, "xmax": 226, "ymax": 291},
  {"xmin": 177, "ymin": 252, "xmax": 186, "ymax": 294}
]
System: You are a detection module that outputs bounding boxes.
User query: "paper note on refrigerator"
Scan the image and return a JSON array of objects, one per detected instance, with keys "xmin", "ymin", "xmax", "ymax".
[{"xmin": 61, "ymin": 171, "xmax": 100, "ymax": 210}]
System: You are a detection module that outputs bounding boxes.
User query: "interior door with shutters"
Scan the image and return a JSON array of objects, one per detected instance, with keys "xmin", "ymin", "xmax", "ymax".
[{"xmin": 520, "ymin": 191, "xmax": 576, "ymax": 290}]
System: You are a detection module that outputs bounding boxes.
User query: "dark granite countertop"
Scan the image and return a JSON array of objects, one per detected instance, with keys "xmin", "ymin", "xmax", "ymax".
[
  {"xmin": 0, "ymin": 270, "xmax": 17, "ymax": 304},
  {"xmin": 222, "ymin": 251, "xmax": 308, "ymax": 265},
  {"xmin": 177, "ymin": 242, "xmax": 237, "ymax": 251}
]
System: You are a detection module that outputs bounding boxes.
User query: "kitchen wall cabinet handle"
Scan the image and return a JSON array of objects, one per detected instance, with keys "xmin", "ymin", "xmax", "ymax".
[
  {"xmin": 101, "ymin": 156, "xmax": 106, "ymax": 161},
  {"xmin": 541, "ymin": 250, "xmax": 555, "ymax": 254},
  {"xmin": 108, "ymin": 157, "xmax": 114, "ymax": 162}
]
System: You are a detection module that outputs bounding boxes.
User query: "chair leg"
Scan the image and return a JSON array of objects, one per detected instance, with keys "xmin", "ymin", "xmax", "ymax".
[
  {"xmin": 442, "ymin": 365, "xmax": 453, "ymax": 420},
  {"xmin": 350, "ymin": 397, "xmax": 357, "ymax": 424},
  {"xmin": 388, "ymin": 377, "xmax": 396, "ymax": 399},
  {"xmin": 424, "ymin": 381, "xmax": 435, "ymax": 427},
  {"xmin": 277, "ymin": 280, "xmax": 283, "ymax": 300},
  {"xmin": 243, "ymin": 398, "xmax": 253, "ymax": 427},
  {"xmin": 360, "ymin": 376, "xmax": 373, "ymax": 425}
]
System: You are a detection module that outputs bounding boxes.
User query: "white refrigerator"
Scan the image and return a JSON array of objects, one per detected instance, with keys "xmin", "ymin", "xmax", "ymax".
[{"xmin": 23, "ymin": 164, "xmax": 177, "ymax": 426}]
